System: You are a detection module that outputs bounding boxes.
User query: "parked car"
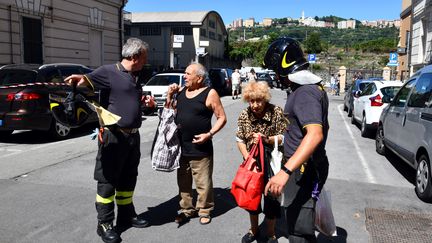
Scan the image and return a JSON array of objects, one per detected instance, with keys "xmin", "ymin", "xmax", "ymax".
[
  {"xmin": 376, "ymin": 64, "xmax": 432, "ymax": 202},
  {"xmin": 256, "ymin": 72, "xmax": 275, "ymax": 88},
  {"xmin": 351, "ymin": 80, "xmax": 403, "ymax": 137},
  {"xmin": 142, "ymin": 70, "xmax": 184, "ymax": 109},
  {"xmin": 208, "ymin": 68, "xmax": 233, "ymax": 96},
  {"xmin": 0, "ymin": 63, "xmax": 97, "ymax": 139},
  {"xmin": 343, "ymin": 79, "xmax": 374, "ymax": 116}
]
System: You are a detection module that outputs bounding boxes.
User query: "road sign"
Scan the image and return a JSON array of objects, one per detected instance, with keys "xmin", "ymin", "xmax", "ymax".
[
  {"xmin": 173, "ymin": 35, "xmax": 184, "ymax": 43},
  {"xmin": 196, "ymin": 47, "xmax": 205, "ymax": 55},
  {"xmin": 387, "ymin": 52, "xmax": 398, "ymax": 67},
  {"xmin": 308, "ymin": 54, "xmax": 316, "ymax": 64},
  {"xmin": 173, "ymin": 42, "xmax": 182, "ymax": 48},
  {"xmin": 389, "ymin": 52, "xmax": 398, "ymax": 61}
]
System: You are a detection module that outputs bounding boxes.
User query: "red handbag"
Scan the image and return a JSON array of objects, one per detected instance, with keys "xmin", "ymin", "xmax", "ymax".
[{"xmin": 231, "ymin": 135, "xmax": 265, "ymax": 211}]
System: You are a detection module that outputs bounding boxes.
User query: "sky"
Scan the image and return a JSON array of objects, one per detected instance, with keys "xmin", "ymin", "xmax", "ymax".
[{"xmin": 124, "ymin": 0, "xmax": 402, "ymax": 25}]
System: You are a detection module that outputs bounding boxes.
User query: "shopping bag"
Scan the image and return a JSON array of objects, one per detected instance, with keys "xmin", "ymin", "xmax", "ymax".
[
  {"xmin": 270, "ymin": 136, "xmax": 283, "ymax": 175},
  {"xmin": 231, "ymin": 135, "xmax": 265, "ymax": 211},
  {"xmin": 151, "ymin": 107, "xmax": 181, "ymax": 172},
  {"xmin": 269, "ymin": 136, "xmax": 284, "ymax": 204},
  {"xmin": 314, "ymin": 187, "xmax": 337, "ymax": 236}
]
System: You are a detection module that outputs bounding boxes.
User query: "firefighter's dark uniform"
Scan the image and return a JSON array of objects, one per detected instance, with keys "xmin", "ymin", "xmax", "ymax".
[
  {"xmin": 84, "ymin": 63, "xmax": 143, "ymax": 224},
  {"xmin": 282, "ymin": 83, "xmax": 329, "ymax": 243}
]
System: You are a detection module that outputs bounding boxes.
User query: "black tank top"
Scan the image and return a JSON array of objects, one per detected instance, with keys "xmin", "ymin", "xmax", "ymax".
[{"xmin": 175, "ymin": 87, "xmax": 213, "ymax": 156}]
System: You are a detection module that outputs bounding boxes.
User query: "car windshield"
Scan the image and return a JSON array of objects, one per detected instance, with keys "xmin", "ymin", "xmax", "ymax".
[
  {"xmin": 0, "ymin": 70, "xmax": 37, "ymax": 85},
  {"xmin": 145, "ymin": 75, "xmax": 181, "ymax": 86}
]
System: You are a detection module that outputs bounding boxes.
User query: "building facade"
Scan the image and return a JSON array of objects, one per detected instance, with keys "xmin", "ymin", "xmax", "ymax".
[
  {"xmin": 397, "ymin": 0, "xmax": 412, "ymax": 80},
  {"xmin": 337, "ymin": 20, "xmax": 356, "ymax": 29},
  {"xmin": 409, "ymin": 0, "xmax": 432, "ymax": 73},
  {"xmin": 262, "ymin": 18, "xmax": 272, "ymax": 27},
  {"xmin": 124, "ymin": 10, "xmax": 228, "ymax": 70},
  {"xmin": 244, "ymin": 18, "xmax": 254, "ymax": 28},
  {"xmin": 0, "ymin": 0, "xmax": 124, "ymax": 68}
]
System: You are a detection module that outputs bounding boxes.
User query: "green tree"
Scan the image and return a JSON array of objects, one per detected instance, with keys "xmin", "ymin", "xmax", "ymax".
[{"xmin": 304, "ymin": 32, "xmax": 323, "ymax": 54}]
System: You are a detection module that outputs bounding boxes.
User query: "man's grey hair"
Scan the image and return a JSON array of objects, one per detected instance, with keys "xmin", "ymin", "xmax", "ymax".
[
  {"xmin": 122, "ymin": 38, "xmax": 149, "ymax": 58},
  {"xmin": 191, "ymin": 62, "xmax": 207, "ymax": 80}
]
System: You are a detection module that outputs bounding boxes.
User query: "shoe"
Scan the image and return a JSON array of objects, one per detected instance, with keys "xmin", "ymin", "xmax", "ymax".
[
  {"xmin": 199, "ymin": 215, "xmax": 211, "ymax": 225},
  {"xmin": 131, "ymin": 216, "xmax": 150, "ymax": 228},
  {"xmin": 175, "ymin": 212, "xmax": 192, "ymax": 225},
  {"xmin": 97, "ymin": 222, "xmax": 121, "ymax": 243},
  {"xmin": 117, "ymin": 216, "xmax": 150, "ymax": 228},
  {"xmin": 232, "ymin": 97, "xmax": 235, "ymax": 100},
  {"xmin": 267, "ymin": 235, "xmax": 278, "ymax": 243},
  {"xmin": 241, "ymin": 230, "xmax": 259, "ymax": 243}
]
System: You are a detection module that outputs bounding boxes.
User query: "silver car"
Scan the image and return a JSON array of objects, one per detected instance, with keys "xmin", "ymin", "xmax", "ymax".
[{"xmin": 376, "ymin": 64, "xmax": 432, "ymax": 202}]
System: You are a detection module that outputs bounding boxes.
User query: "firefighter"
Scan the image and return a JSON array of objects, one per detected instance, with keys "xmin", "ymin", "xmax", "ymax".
[
  {"xmin": 263, "ymin": 37, "xmax": 329, "ymax": 243},
  {"xmin": 65, "ymin": 38, "xmax": 150, "ymax": 243}
]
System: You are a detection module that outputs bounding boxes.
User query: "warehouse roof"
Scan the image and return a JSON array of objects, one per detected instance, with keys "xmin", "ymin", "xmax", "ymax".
[{"xmin": 125, "ymin": 10, "xmax": 225, "ymax": 27}]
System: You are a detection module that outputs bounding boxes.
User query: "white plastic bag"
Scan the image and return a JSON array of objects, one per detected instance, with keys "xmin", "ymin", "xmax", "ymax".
[
  {"xmin": 269, "ymin": 136, "xmax": 284, "ymax": 203},
  {"xmin": 315, "ymin": 187, "xmax": 337, "ymax": 236}
]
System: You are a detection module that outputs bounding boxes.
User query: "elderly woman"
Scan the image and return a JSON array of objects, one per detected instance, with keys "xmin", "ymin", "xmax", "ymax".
[{"xmin": 236, "ymin": 81, "xmax": 289, "ymax": 243}]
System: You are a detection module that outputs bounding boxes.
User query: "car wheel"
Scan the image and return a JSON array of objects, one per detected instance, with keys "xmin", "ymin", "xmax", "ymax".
[
  {"xmin": 361, "ymin": 115, "xmax": 369, "ymax": 137},
  {"xmin": 415, "ymin": 155, "xmax": 432, "ymax": 202},
  {"xmin": 375, "ymin": 125, "xmax": 386, "ymax": 155},
  {"xmin": 49, "ymin": 120, "xmax": 71, "ymax": 139}
]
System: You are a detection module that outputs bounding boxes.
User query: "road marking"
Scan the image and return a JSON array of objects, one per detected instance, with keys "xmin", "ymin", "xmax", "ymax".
[
  {"xmin": 337, "ymin": 104, "xmax": 377, "ymax": 184},
  {"xmin": 0, "ymin": 140, "xmax": 75, "ymax": 159}
]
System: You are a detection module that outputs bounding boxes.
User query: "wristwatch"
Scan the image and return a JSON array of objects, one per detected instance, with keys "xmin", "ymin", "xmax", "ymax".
[{"xmin": 282, "ymin": 166, "xmax": 293, "ymax": 175}]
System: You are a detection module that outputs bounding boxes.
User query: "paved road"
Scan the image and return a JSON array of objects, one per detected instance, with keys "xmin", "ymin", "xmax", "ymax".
[{"xmin": 0, "ymin": 88, "xmax": 431, "ymax": 243}]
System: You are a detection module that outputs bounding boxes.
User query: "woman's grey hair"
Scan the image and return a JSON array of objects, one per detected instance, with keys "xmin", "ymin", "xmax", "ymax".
[
  {"xmin": 122, "ymin": 38, "xmax": 149, "ymax": 58},
  {"xmin": 191, "ymin": 62, "xmax": 207, "ymax": 80}
]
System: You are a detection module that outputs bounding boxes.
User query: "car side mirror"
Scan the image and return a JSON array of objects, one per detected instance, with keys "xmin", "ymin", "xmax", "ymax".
[{"xmin": 354, "ymin": 90, "xmax": 361, "ymax": 97}]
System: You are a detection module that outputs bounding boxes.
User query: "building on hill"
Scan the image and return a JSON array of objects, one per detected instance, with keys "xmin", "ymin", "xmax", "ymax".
[
  {"xmin": 338, "ymin": 20, "xmax": 356, "ymax": 29},
  {"xmin": 263, "ymin": 18, "xmax": 272, "ymax": 27},
  {"xmin": 244, "ymin": 18, "xmax": 255, "ymax": 27}
]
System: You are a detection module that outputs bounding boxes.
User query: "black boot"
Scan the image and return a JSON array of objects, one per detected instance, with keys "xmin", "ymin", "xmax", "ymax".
[
  {"xmin": 97, "ymin": 222, "xmax": 121, "ymax": 243},
  {"xmin": 117, "ymin": 216, "xmax": 149, "ymax": 228}
]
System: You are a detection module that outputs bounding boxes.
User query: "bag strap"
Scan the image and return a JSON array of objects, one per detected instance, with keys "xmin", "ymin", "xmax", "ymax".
[
  {"xmin": 273, "ymin": 135, "xmax": 278, "ymax": 151},
  {"xmin": 242, "ymin": 141, "xmax": 258, "ymax": 167},
  {"xmin": 241, "ymin": 135, "xmax": 264, "ymax": 172},
  {"xmin": 255, "ymin": 135, "xmax": 265, "ymax": 172}
]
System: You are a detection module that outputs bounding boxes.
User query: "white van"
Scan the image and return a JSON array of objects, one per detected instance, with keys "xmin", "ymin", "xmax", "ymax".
[{"xmin": 142, "ymin": 71, "xmax": 184, "ymax": 108}]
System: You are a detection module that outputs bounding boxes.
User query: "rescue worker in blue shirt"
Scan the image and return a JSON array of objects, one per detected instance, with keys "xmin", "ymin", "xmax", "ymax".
[
  {"xmin": 65, "ymin": 37, "xmax": 150, "ymax": 243},
  {"xmin": 263, "ymin": 37, "xmax": 329, "ymax": 243}
]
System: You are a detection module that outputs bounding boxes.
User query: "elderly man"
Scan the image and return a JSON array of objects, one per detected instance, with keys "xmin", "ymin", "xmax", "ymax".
[{"xmin": 165, "ymin": 62, "xmax": 226, "ymax": 225}]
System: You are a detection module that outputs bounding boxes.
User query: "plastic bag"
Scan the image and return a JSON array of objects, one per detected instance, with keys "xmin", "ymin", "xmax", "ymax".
[
  {"xmin": 269, "ymin": 136, "xmax": 284, "ymax": 204},
  {"xmin": 314, "ymin": 187, "xmax": 337, "ymax": 236}
]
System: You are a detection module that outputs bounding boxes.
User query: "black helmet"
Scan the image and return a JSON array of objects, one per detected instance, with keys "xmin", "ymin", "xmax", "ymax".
[
  {"xmin": 263, "ymin": 37, "xmax": 309, "ymax": 77},
  {"xmin": 50, "ymin": 86, "xmax": 92, "ymax": 128}
]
